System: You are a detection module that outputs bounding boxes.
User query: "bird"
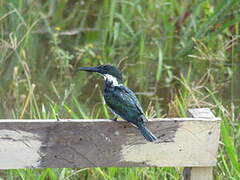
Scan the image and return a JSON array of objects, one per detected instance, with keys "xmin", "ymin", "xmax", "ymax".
[{"xmin": 80, "ymin": 64, "xmax": 157, "ymax": 142}]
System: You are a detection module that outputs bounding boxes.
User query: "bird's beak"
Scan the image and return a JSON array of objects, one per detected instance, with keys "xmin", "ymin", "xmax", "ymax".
[{"xmin": 79, "ymin": 66, "xmax": 100, "ymax": 73}]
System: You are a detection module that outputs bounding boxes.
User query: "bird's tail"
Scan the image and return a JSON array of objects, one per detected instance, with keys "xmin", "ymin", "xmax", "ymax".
[{"xmin": 138, "ymin": 124, "xmax": 157, "ymax": 142}]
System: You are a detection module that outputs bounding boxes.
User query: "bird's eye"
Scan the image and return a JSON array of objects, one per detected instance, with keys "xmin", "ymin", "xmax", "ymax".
[{"xmin": 102, "ymin": 66, "xmax": 108, "ymax": 70}]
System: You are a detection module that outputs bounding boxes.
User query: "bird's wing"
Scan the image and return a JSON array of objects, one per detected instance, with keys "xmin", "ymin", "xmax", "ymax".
[
  {"xmin": 119, "ymin": 86, "xmax": 145, "ymax": 115},
  {"xmin": 104, "ymin": 85, "xmax": 147, "ymax": 124}
]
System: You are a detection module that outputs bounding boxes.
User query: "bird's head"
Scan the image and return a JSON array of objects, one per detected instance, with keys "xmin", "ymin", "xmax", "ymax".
[{"xmin": 80, "ymin": 64, "xmax": 123, "ymax": 85}]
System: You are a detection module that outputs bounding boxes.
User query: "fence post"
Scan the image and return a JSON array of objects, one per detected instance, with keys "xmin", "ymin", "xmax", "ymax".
[{"xmin": 183, "ymin": 108, "xmax": 216, "ymax": 180}]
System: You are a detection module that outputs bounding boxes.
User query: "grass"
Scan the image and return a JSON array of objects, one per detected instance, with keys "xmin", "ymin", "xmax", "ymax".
[{"xmin": 0, "ymin": 0, "xmax": 240, "ymax": 179}]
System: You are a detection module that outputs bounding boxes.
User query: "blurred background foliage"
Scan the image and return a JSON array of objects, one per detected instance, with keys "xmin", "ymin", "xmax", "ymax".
[{"xmin": 0, "ymin": 0, "xmax": 239, "ymax": 179}]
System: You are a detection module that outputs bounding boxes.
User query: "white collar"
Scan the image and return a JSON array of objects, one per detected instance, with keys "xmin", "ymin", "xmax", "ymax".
[{"xmin": 104, "ymin": 74, "xmax": 120, "ymax": 87}]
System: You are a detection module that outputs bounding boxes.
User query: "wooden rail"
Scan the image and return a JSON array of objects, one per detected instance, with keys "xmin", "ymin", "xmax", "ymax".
[{"xmin": 0, "ymin": 108, "xmax": 220, "ymax": 180}]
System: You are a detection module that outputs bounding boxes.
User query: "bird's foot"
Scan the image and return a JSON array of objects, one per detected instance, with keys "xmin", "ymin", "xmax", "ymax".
[
  {"xmin": 110, "ymin": 117, "xmax": 118, "ymax": 122},
  {"xmin": 56, "ymin": 114, "xmax": 60, "ymax": 122}
]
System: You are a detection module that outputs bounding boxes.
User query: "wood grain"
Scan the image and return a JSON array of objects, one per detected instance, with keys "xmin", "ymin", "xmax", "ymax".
[{"xmin": 0, "ymin": 117, "xmax": 220, "ymax": 169}]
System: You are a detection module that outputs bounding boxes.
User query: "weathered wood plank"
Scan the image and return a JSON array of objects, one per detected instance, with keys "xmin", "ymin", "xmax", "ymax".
[
  {"xmin": 183, "ymin": 108, "xmax": 219, "ymax": 180},
  {"xmin": 0, "ymin": 117, "xmax": 221, "ymax": 122},
  {"xmin": 187, "ymin": 108, "xmax": 216, "ymax": 118},
  {"xmin": 0, "ymin": 117, "xmax": 220, "ymax": 169}
]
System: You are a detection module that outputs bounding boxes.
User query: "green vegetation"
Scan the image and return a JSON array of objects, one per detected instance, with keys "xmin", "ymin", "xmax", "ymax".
[{"xmin": 0, "ymin": 0, "xmax": 239, "ymax": 179}]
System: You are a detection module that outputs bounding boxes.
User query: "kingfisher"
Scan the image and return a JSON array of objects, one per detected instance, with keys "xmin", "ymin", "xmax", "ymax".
[{"xmin": 80, "ymin": 64, "xmax": 157, "ymax": 142}]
